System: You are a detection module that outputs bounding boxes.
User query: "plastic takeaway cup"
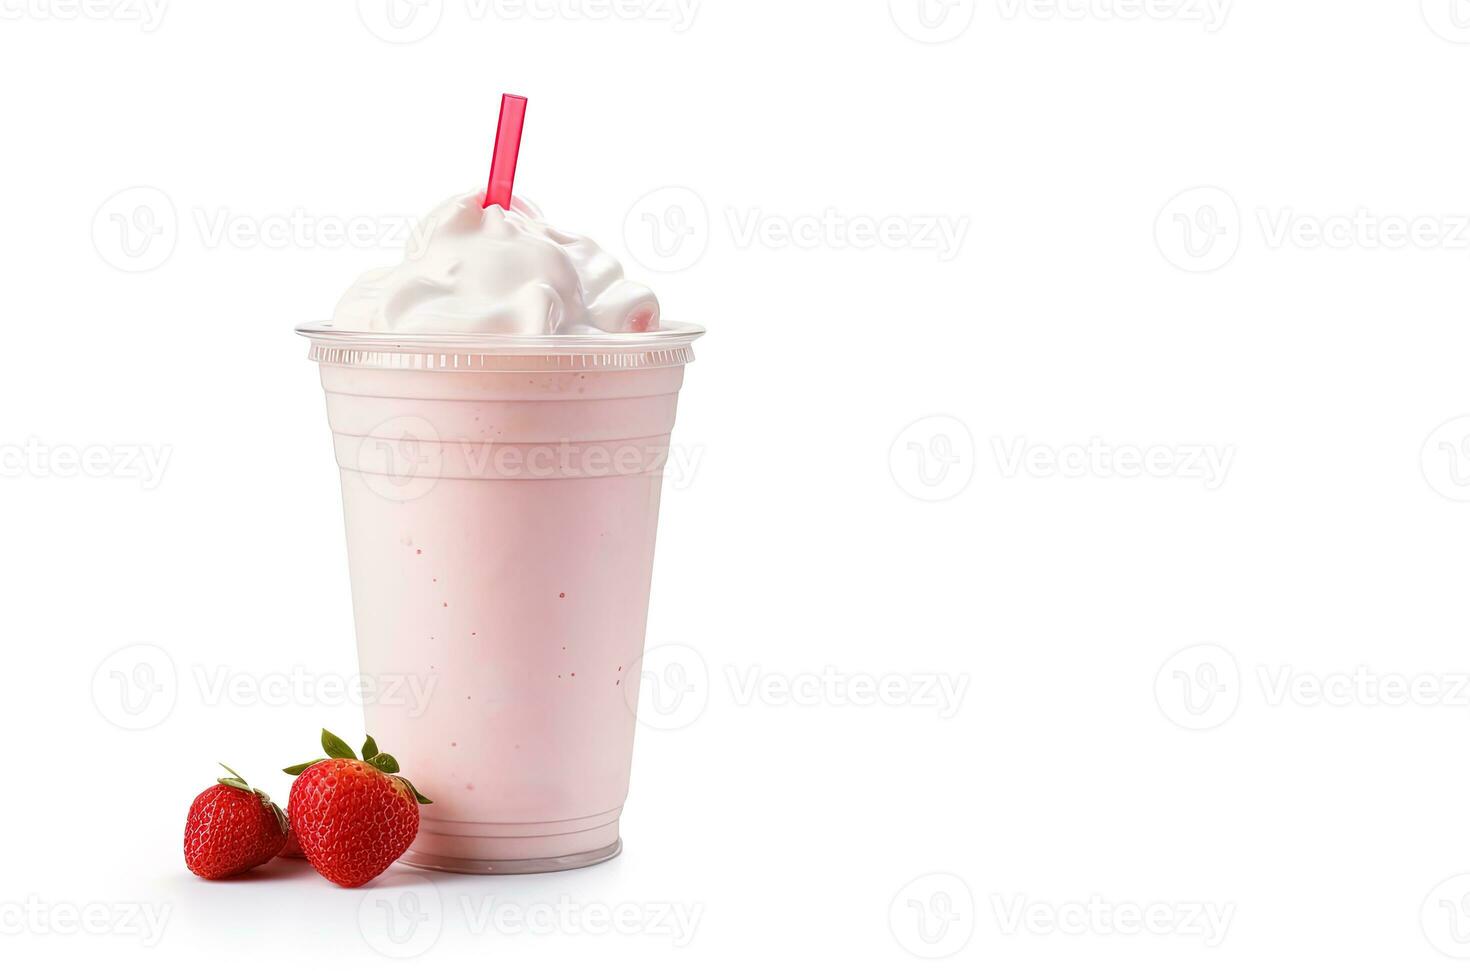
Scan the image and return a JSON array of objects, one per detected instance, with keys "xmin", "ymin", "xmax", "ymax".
[{"xmin": 298, "ymin": 323, "xmax": 703, "ymax": 873}]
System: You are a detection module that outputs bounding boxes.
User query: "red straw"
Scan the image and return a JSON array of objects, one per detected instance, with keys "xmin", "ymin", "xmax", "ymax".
[{"xmin": 483, "ymin": 94, "xmax": 528, "ymax": 210}]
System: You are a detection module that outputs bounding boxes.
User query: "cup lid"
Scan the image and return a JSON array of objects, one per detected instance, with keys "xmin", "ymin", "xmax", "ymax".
[{"xmin": 297, "ymin": 320, "xmax": 704, "ymax": 372}]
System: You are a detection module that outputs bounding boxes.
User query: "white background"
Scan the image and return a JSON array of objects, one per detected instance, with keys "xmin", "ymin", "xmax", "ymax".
[{"xmin": 4, "ymin": 0, "xmax": 1470, "ymax": 974}]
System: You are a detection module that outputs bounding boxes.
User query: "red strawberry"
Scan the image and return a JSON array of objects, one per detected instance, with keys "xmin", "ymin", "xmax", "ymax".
[
  {"xmin": 183, "ymin": 764, "xmax": 288, "ymax": 879},
  {"xmin": 280, "ymin": 824, "xmax": 305, "ymax": 859},
  {"xmin": 285, "ymin": 730, "xmax": 432, "ymax": 888}
]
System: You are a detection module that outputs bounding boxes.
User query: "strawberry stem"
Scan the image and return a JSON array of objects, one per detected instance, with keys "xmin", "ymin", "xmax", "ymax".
[
  {"xmin": 284, "ymin": 731, "xmax": 433, "ymax": 804},
  {"xmin": 321, "ymin": 729, "xmax": 357, "ymax": 760}
]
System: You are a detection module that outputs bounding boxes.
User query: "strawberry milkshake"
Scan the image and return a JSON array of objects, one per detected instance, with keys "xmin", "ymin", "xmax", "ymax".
[{"xmin": 299, "ymin": 187, "xmax": 701, "ymax": 873}]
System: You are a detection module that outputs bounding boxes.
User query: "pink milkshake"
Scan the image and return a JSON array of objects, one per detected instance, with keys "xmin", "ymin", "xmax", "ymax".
[{"xmin": 300, "ymin": 186, "xmax": 701, "ymax": 873}]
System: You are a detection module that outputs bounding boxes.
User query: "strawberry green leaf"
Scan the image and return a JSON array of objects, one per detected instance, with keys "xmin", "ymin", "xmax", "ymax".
[
  {"xmin": 397, "ymin": 777, "xmax": 433, "ymax": 805},
  {"xmin": 321, "ymin": 729, "xmax": 357, "ymax": 760},
  {"xmin": 218, "ymin": 762, "xmax": 247, "ymax": 784},
  {"xmin": 217, "ymin": 777, "xmax": 250, "ymax": 791},
  {"xmin": 283, "ymin": 758, "xmax": 326, "ymax": 775},
  {"xmin": 368, "ymin": 752, "xmax": 400, "ymax": 774},
  {"xmin": 269, "ymin": 801, "xmax": 288, "ymax": 835},
  {"xmin": 362, "ymin": 735, "xmax": 379, "ymax": 760}
]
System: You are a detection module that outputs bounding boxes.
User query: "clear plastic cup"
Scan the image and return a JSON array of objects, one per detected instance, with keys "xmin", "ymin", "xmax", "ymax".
[{"xmin": 298, "ymin": 322, "xmax": 703, "ymax": 873}]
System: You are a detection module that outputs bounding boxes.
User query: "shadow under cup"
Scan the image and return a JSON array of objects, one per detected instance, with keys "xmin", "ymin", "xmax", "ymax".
[{"xmin": 298, "ymin": 323, "xmax": 703, "ymax": 874}]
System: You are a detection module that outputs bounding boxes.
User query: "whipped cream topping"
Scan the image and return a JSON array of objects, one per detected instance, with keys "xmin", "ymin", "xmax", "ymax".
[{"xmin": 332, "ymin": 191, "xmax": 659, "ymax": 335}]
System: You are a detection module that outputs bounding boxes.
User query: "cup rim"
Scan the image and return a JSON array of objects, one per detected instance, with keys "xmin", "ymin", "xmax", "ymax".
[{"xmin": 295, "ymin": 320, "xmax": 705, "ymax": 353}]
